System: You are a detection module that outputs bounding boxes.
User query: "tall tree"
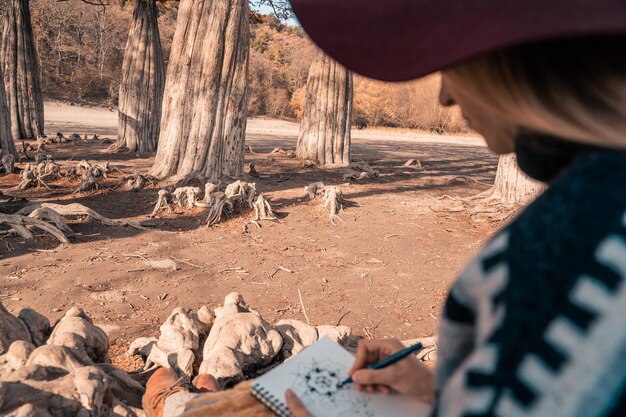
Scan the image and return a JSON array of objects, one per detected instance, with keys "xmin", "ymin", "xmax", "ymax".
[
  {"xmin": 1, "ymin": 0, "xmax": 44, "ymax": 140},
  {"xmin": 150, "ymin": 0, "xmax": 250, "ymax": 179},
  {"xmin": 296, "ymin": 50, "xmax": 353, "ymax": 166},
  {"xmin": 0, "ymin": 64, "xmax": 16, "ymax": 157},
  {"xmin": 490, "ymin": 154, "xmax": 544, "ymax": 204},
  {"xmin": 112, "ymin": 0, "xmax": 164, "ymax": 153}
]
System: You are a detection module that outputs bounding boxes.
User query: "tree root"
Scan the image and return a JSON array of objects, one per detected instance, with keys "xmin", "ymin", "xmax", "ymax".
[
  {"xmin": 173, "ymin": 187, "xmax": 201, "ymax": 210},
  {"xmin": 225, "ymin": 180, "xmax": 256, "ymax": 211},
  {"xmin": 403, "ymin": 159, "xmax": 422, "ymax": 168},
  {"xmin": 270, "ymin": 148, "xmax": 296, "ymax": 158},
  {"xmin": 112, "ymin": 173, "xmax": 158, "ymax": 192},
  {"xmin": 343, "ymin": 161, "xmax": 380, "ymax": 182},
  {"xmin": 428, "ymin": 192, "xmax": 520, "ymax": 223},
  {"xmin": 0, "ymin": 149, "xmax": 15, "ymax": 174},
  {"xmin": 0, "ymin": 213, "xmax": 70, "ymax": 243},
  {"xmin": 206, "ymin": 192, "xmax": 233, "ymax": 227},
  {"xmin": 305, "ymin": 182, "xmax": 347, "ymax": 226},
  {"xmin": 18, "ymin": 203, "xmax": 147, "ymax": 231},
  {"xmin": 150, "ymin": 190, "xmax": 173, "ymax": 217}
]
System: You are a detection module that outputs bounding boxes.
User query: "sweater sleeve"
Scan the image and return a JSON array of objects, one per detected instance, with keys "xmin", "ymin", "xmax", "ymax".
[{"xmin": 433, "ymin": 150, "xmax": 626, "ymax": 417}]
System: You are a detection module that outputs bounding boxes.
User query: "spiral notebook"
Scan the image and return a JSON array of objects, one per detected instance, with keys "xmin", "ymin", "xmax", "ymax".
[{"xmin": 251, "ymin": 337, "xmax": 431, "ymax": 417}]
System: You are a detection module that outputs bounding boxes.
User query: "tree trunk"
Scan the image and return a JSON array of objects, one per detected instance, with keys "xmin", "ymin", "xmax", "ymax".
[
  {"xmin": 114, "ymin": 0, "xmax": 164, "ymax": 153},
  {"xmin": 150, "ymin": 0, "xmax": 250, "ymax": 180},
  {"xmin": 0, "ymin": 0, "xmax": 44, "ymax": 140},
  {"xmin": 0, "ymin": 62, "xmax": 16, "ymax": 157},
  {"xmin": 296, "ymin": 50, "xmax": 353, "ymax": 166},
  {"xmin": 491, "ymin": 154, "xmax": 545, "ymax": 204}
]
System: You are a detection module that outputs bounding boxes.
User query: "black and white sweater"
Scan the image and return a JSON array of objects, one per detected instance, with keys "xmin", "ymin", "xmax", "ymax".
[{"xmin": 435, "ymin": 149, "xmax": 626, "ymax": 417}]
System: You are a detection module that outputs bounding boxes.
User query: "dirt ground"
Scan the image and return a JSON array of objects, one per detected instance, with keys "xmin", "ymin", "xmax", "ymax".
[{"xmin": 0, "ymin": 101, "xmax": 501, "ymax": 370}]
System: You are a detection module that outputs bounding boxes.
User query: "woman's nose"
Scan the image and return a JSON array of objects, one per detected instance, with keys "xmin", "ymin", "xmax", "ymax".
[{"xmin": 439, "ymin": 77, "xmax": 456, "ymax": 107}]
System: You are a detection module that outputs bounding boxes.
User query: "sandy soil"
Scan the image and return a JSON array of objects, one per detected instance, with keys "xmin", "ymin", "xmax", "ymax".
[{"xmin": 0, "ymin": 102, "xmax": 500, "ymax": 370}]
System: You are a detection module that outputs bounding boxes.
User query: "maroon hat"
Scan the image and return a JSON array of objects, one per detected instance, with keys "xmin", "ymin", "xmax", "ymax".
[{"xmin": 289, "ymin": 0, "xmax": 626, "ymax": 82}]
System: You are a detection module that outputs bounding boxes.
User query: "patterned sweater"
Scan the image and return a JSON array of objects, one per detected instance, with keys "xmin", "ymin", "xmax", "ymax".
[{"xmin": 434, "ymin": 149, "xmax": 626, "ymax": 417}]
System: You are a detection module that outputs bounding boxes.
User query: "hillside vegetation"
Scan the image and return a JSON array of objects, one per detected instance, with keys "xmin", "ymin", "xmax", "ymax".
[{"xmin": 24, "ymin": 1, "xmax": 467, "ymax": 133}]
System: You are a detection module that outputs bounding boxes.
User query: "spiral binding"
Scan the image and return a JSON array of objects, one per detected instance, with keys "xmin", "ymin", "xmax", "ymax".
[{"xmin": 251, "ymin": 382, "xmax": 293, "ymax": 417}]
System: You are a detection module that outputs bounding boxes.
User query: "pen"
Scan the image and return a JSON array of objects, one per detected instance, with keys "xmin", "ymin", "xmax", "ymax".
[{"xmin": 337, "ymin": 342, "xmax": 423, "ymax": 388}]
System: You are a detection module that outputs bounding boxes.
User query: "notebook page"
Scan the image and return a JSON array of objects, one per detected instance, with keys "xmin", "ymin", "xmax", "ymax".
[{"xmin": 252, "ymin": 337, "xmax": 431, "ymax": 417}]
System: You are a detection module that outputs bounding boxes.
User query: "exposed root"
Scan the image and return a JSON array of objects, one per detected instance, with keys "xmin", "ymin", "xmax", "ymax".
[
  {"xmin": 304, "ymin": 182, "xmax": 326, "ymax": 201},
  {"xmin": 305, "ymin": 182, "xmax": 347, "ymax": 226},
  {"xmin": 0, "ymin": 149, "xmax": 15, "ymax": 174},
  {"xmin": 428, "ymin": 191, "xmax": 521, "ymax": 223},
  {"xmin": 27, "ymin": 208, "xmax": 74, "ymax": 237},
  {"xmin": 150, "ymin": 190, "xmax": 172, "ymax": 217},
  {"xmin": 224, "ymin": 180, "xmax": 256, "ymax": 211},
  {"xmin": 70, "ymin": 160, "xmax": 121, "ymax": 194},
  {"xmin": 0, "ymin": 213, "xmax": 69, "ymax": 243},
  {"xmin": 271, "ymin": 147, "xmax": 296, "ymax": 158},
  {"xmin": 73, "ymin": 170, "xmax": 102, "ymax": 194},
  {"xmin": 12, "ymin": 166, "xmax": 38, "ymax": 190},
  {"xmin": 36, "ymin": 157, "xmax": 61, "ymax": 181},
  {"xmin": 206, "ymin": 192, "xmax": 233, "ymax": 227},
  {"xmin": 343, "ymin": 161, "xmax": 380, "ymax": 182},
  {"xmin": 200, "ymin": 182, "xmax": 218, "ymax": 205},
  {"xmin": 18, "ymin": 203, "xmax": 147, "ymax": 230},
  {"xmin": 19, "ymin": 141, "xmax": 31, "ymax": 162},
  {"xmin": 321, "ymin": 186, "xmax": 345, "ymax": 226},
  {"xmin": 173, "ymin": 187, "xmax": 201, "ymax": 210},
  {"xmin": 252, "ymin": 194, "xmax": 276, "ymax": 221},
  {"xmin": 403, "ymin": 159, "xmax": 422, "ymax": 168},
  {"xmin": 247, "ymin": 162, "xmax": 260, "ymax": 178},
  {"xmin": 303, "ymin": 160, "xmax": 316, "ymax": 168},
  {"xmin": 112, "ymin": 173, "xmax": 158, "ymax": 192}
]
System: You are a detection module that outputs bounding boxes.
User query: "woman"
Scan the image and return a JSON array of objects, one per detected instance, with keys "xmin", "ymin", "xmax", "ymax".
[{"xmin": 286, "ymin": 0, "xmax": 626, "ymax": 416}]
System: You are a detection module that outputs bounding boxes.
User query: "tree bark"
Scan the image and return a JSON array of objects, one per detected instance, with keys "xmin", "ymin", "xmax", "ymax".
[
  {"xmin": 114, "ymin": 0, "xmax": 165, "ymax": 154},
  {"xmin": 296, "ymin": 50, "xmax": 353, "ymax": 166},
  {"xmin": 0, "ymin": 0, "xmax": 44, "ymax": 140},
  {"xmin": 150, "ymin": 0, "xmax": 250, "ymax": 180},
  {"xmin": 0, "ymin": 63, "xmax": 16, "ymax": 157},
  {"xmin": 491, "ymin": 154, "xmax": 545, "ymax": 204}
]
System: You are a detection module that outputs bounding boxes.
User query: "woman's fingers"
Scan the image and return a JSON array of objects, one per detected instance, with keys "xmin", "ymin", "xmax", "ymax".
[
  {"xmin": 286, "ymin": 389, "xmax": 314, "ymax": 417},
  {"xmin": 352, "ymin": 367, "xmax": 396, "ymax": 387},
  {"xmin": 349, "ymin": 339, "xmax": 404, "ymax": 375}
]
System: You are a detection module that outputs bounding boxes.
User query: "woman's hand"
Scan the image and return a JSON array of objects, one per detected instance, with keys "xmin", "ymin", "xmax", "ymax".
[
  {"xmin": 286, "ymin": 389, "xmax": 314, "ymax": 417},
  {"xmin": 349, "ymin": 339, "xmax": 435, "ymax": 403}
]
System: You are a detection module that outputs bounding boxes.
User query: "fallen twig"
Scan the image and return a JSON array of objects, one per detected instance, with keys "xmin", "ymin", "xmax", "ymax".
[{"xmin": 298, "ymin": 289, "xmax": 310, "ymax": 325}]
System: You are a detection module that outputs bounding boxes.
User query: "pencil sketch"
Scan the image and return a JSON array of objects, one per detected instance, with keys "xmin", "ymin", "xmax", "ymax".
[{"xmin": 292, "ymin": 358, "xmax": 374, "ymax": 417}]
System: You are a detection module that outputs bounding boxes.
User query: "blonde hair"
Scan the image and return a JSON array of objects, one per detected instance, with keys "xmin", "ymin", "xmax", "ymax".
[{"xmin": 444, "ymin": 37, "xmax": 626, "ymax": 149}]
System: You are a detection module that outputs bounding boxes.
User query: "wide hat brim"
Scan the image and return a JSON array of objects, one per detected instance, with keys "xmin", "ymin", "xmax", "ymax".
[{"xmin": 289, "ymin": 0, "xmax": 626, "ymax": 82}]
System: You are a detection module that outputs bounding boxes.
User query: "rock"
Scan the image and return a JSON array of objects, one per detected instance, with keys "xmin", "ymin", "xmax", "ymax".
[
  {"xmin": 276, "ymin": 319, "xmax": 318, "ymax": 358},
  {"xmin": 18, "ymin": 308, "xmax": 51, "ymax": 346},
  {"xmin": 0, "ymin": 302, "xmax": 32, "ymax": 354},
  {"xmin": 0, "ymin": 341, "xmax": 35, "ymax": 379},
  {"xmin": 157, "ymin": 308, "xmax": 203, "ymax": 352},
  {"xmin": 143, "ymin": 342, "xmax": 195, "ymax": 378},
  {"xmin": 6, "ymin": 364, "xmax": 69, "ymax": 383},
  {"xmin": 0, "ymin": 365, "xmax": 110, "ymax": 417},
  {"xmin": 47, "ymin": 307, "xmax": 109, "ymax": 363},
  {"xmin": 316, "ymin": 325, "xmax": 352, "ymax": 345},
  {"xmin": 26, "ymin": 344, "xmax": 89, "ymax": 372},
  {"xmin": 99, "ymin": 363, "xmax": 145, "ymax": 408},
  {"xmin": 199, "ymin": 293, "xmax": 282, "ymax": 387},
  {"xmin": 196, "ymin": 305, "xmax": 215, "ymax": 330},
  {"xmin": 127, "ymin": 337, "xmax": 157, "ymax": 357},
  {"xmin": 146, "ymin": 259, "xmax": 178, "ymax": 271},
  {"xmin": 89, "ymin": 290, "xmax": 127, "ymax": 303}
]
